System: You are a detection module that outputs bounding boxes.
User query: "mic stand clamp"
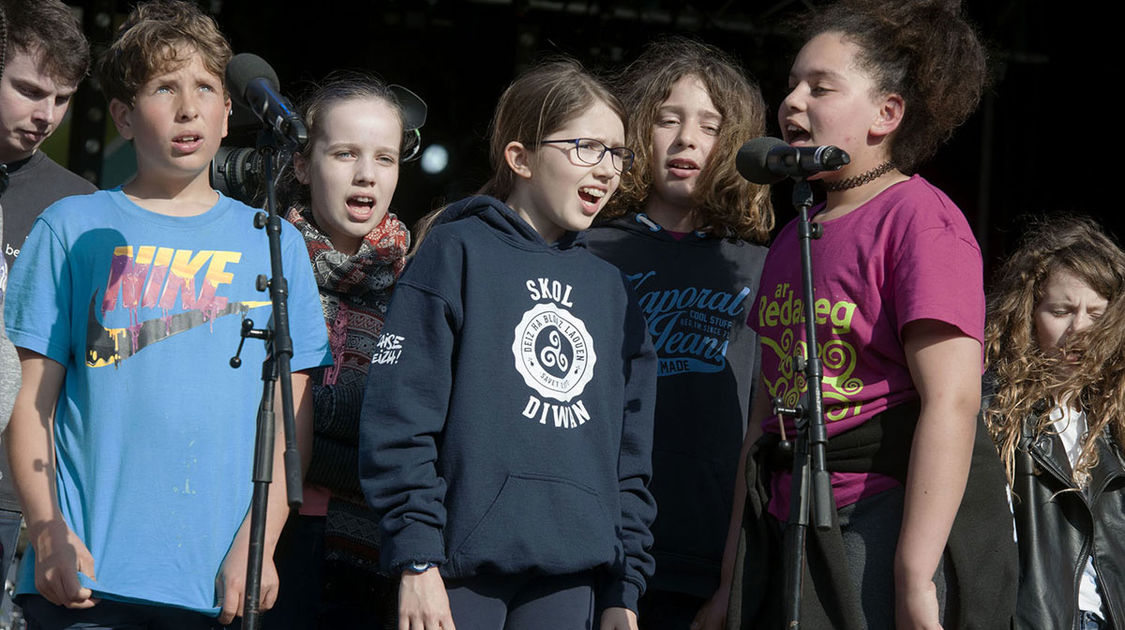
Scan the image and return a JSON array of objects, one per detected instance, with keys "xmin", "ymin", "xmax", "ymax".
[
  {"xmin": 774, "ymin": 177, "xmax": 834, "ymax": 629},
  {"xmin": 227, "ymin": 127, "xmax": 304, "ymax": 630}
]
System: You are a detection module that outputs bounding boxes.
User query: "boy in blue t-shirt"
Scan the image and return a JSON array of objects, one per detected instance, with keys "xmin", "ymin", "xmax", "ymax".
[{"xmin": 2, "ymin": 1, "xmax": 331, "ymax": 627}]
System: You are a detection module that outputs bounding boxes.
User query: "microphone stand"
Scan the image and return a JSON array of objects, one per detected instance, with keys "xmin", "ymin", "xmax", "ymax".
[
  {"xmin": 228, "ymin": 127, "xmax": 304, "ymax": 630},
  {"xmin": 773, "ymin": 177, "xmax": 833, "ymax": 629}
]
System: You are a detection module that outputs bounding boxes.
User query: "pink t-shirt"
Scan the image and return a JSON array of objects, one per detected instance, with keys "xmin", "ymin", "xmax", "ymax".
[{"xmin": 749, "ymin": 175, "xmax": 984, "ymax": 518}]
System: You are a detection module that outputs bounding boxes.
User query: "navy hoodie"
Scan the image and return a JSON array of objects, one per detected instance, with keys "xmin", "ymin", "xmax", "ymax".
[
  {"xmin": 359, "ymin": 195, "xmax": 658, "ymax": 611},
  {"xmin": 586, "ymin": 214, "xmax": 766, "ymax": 598}
]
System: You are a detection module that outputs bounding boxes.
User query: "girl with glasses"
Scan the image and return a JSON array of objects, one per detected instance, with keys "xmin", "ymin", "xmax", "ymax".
[
  {"xmin": 584, "ymin": 36, "xmax": 773, "ymax": 630},
  {"xmin": 359, "ymin": 59, "xmax": 657, "ymax": 630}
]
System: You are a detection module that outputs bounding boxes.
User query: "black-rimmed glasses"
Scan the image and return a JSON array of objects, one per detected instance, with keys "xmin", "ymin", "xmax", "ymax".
[{"xmin": 539, "ymin": 138, "xmax": 635, "ymax": 173}]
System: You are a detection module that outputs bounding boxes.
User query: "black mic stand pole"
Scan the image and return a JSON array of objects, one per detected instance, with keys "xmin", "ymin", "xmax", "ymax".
[
  {"xmin": 228, "ymin": 127, "xmax": 304, "ymax": 630},
  {"xmin": 773, "ymin": 177, "xmax": 834, "ymax": 629}
]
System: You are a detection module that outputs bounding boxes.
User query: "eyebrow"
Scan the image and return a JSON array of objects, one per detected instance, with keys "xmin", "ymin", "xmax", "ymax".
[
  {"xmin": 1042, "ymin": 297, "xmax": 1108, "ymax": 307},
  {"xmin": 790, "ymin": 69, "xmax": 846, "ymax": 83},
  {"xmin": 11, "ymin": 78, "xmax": 55, "ymax": 96},
  {"xmin": 657, "ymin": 104, "xmax": 722, "ymax": 118},
  {"xmin": 146, "ymin": 70, "xmax": 221, "ymax": 85},
  {"xmin": 325, "ymin": 142, "xmax": 400, "ymax": 154}
]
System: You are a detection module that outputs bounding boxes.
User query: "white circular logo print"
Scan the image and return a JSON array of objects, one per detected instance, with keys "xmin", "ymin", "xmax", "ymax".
[{"xmin": 511, "ymin": 303, "xmax": 597, "ymax": 403}]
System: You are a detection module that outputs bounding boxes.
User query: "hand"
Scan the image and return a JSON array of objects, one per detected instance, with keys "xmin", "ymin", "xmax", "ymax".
[
  {"xmin": 599, "ymin": 606, "xmax": 638, "ymax": 630},
  {"xmin": 215, "ymin": 531, "xmax": 279, "ymax": 624},
  {"xmin": 29, "ymin": 520, "xmax": 97, "ymax": 609},
  {"xmin": 691, "ymin": 587, "xmax": 729, "ymax": 630},
  {"xmin": 894, "ymin": 578, "xmax": 943, "ymax": 630},
  {"xmin": 399, "ymin": 567, "xmax": 455, "ymax": 630}
]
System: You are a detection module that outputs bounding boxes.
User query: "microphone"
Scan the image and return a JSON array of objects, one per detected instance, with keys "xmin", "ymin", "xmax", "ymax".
[
  {"xmin": 736, "ymin": 137, "xmax": 850, "ymax": 184},
  {"xmin": 226, "ymin": 53, "xmax": 307, "ymax": 148}
]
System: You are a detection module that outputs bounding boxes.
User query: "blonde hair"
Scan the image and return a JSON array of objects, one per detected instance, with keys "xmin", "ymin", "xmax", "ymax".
[{"xmin": 985, "ymin": 215, "xmax": 1125, "ymax": 486}]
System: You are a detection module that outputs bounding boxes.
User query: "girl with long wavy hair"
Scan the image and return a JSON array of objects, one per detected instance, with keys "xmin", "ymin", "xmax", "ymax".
[{"xmin": 984, "ymin": 215, "xmax": 1125, "ymax": 630}]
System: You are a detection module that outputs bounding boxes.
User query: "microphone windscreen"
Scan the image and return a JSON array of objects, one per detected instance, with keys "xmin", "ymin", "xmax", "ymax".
[
  {"xmin": 225, "ymin": 53, "xmax": 280, "ymax": 107},
  {"xmin": 736, "ymin": 136, "xmax": 788, "ymax": 185}
]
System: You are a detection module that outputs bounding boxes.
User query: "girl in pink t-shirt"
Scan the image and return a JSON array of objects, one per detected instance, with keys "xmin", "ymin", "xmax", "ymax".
[{"xmin": 711, "ymin": 2, "xmax": 1016, "ymax": 630}]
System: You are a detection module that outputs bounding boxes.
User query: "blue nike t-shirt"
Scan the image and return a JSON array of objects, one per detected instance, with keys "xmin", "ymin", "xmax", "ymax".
[{"xmin": 4, "ymin": 189, "xmax": 331, "ymax": 614}]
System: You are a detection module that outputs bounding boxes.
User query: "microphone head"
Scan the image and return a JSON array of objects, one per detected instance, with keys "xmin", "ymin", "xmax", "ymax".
[
  {"xmin": 225, "ymin": 53, "xmax": 280, "ymax": 108},
  {"xmin": 816, "ymin": 145, "xmax": 851, "ymax": 170},
  {"xmin": 736, "ymin": 136, "xmax": 788, "ymax": 185}
]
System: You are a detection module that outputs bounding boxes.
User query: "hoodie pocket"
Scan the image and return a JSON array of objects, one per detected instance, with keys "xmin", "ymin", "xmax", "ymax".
[{"xmin": 450, "ymin": 473, "xmax": 618, "ymax": 574}]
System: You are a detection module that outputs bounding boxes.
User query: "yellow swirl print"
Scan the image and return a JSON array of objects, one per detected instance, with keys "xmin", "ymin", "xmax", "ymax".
[
  {"xmin": 762, "ymin": 335, "xmax": 867, "ymax": 423},
  {"xmin": 821, "ymin": 339, "xmax": 863, "ymax": 396}
]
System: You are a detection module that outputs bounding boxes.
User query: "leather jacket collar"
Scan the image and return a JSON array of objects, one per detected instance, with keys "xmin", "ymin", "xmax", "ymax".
[{"xmin": 1022, "ymin": 412, "xmax": 1125, "ymax": 502}]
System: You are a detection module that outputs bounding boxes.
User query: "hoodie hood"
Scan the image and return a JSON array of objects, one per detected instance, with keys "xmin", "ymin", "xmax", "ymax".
[{"xmin": 435, "ymin": 195, "xmax": 586, "ymax": 250}]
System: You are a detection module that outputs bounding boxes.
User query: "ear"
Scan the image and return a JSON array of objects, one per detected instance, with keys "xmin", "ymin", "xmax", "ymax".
[
  {"xmin": 221, "ymin": 96, "xmax": 232, "ymax": 139},
  {"xmin": 293, "ymin": 151, "xmax": 311, "ymax": 185},
  {"xmin": 108, "ymin": 98, "xmax": 135, "ymax": 141},
  {"xmin": 503, "ymin": 141, "xmax": 534, "ymax": 180},
  {"xmin": 870, "ymin": 92, "xmax": 905, "ymax": 139}
]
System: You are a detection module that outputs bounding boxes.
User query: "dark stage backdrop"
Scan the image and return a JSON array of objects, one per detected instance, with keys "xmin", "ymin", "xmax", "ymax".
[{"xmin": 64, "ymin": 0, "xmax": 1092, "ymax": 279}]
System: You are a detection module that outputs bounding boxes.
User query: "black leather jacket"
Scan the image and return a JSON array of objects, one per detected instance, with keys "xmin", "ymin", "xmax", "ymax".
[{"xmin": 1011, "ymin": 412, "xmax": 1125, "ymax": 630}]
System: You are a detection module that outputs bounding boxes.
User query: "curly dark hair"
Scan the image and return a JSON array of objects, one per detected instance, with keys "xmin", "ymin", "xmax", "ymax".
[
  {"xmin": 0, "ymin": 0, "xmax": 89, "ymax": 87},
  {"xmin": 600, "ymin": 36, "xmax": 773, "ymax": 242},
  {"xmin": 985, "ymin": 215, "xmax": 1125, "ymax": 486},
  {"xmin": 804, "ymin": 0, "xmax": 988, "ymax": 173}
]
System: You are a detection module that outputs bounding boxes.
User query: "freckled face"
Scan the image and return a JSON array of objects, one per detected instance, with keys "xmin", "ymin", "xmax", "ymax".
[{"xmin": 1033, "ymin": 269, "xmax": 1108, "ymax": 359}]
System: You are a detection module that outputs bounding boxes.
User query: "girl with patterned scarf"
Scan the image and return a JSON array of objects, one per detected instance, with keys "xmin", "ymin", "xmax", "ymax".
[{"xmin": 264, "ymin": 74, "xmax": 423, "ymax": 630}]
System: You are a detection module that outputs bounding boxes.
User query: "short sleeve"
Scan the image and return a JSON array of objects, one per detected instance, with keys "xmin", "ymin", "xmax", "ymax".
[
  {"xmin": 279, "ymin": 219, "xmax": 332, "ymax": 372},
  {"xmin": 892, "ymin": 224, "xmax": 984, "ymax": 344},
  {"xmin": 4, "ymin": 218, "xmax": 74, "ymax": 364}
]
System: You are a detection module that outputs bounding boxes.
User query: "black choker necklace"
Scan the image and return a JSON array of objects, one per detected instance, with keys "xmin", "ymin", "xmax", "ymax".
[{"xmin": 823, "ymin": 162, "xmax": 894, "ymax": 192}]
